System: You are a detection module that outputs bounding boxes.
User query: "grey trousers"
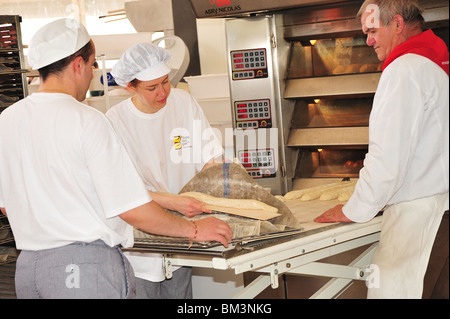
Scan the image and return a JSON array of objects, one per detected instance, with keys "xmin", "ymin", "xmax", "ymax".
[
  {"xmin": 15, "ymin": 240, "xmax": 136, "ymax": 299},
  {"xmin": 135, "ymin": 266, "xmax": 193, "ymax": 299}
]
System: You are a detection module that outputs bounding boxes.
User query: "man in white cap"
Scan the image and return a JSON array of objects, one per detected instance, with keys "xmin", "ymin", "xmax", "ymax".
[
  {"xmin": 0, "ymin": 19, "xmax": 232, "ymax": 299},
  {"xmin": 106, "ymin": 43, "xmax": 224, "ymax": 298}
]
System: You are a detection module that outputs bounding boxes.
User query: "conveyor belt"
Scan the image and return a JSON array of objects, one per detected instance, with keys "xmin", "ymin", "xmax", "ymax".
[
  {"xmin": 130, "ymin": 199, "xmax": 373, "ymax": 257},
  {"xmin": 126, "ymin": 199, "xmax": 383, "ymax": 299},
  {"xmin": 132, "ymin": 227, "xmax": 307, "ymax": 258}
]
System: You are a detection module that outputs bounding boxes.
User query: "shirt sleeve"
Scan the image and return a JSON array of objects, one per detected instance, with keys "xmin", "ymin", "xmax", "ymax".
[
  {"xmin": 82, "ymin": 112, "xmax": 151, "ymax": 219},
  {"xmin": 343, "ymin": 59, "xmax": 425, "ymax": 223}
]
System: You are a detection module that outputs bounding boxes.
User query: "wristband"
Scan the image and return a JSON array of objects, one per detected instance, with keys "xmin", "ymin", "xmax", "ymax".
[{"xmin": 188, "ymin": 221, "xmax": 198, "ymax": 249}]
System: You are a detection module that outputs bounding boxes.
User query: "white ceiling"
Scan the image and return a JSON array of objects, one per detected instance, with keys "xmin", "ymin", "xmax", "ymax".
[{"xmin": 0, "ymin": 0, "xmax": 128, "ymax": 18}]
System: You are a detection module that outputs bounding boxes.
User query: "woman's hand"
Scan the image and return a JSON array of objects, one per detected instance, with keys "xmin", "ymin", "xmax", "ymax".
[
  {"xmin": 172, "ymin": 195, "xmax": 212, "ymax": 218},
  {"xmin": 149, "ymin": 192, "xmax": 211, "ymax": 218}
]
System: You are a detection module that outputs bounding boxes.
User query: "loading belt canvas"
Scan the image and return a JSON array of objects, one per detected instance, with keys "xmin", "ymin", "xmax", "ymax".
[{"xmin": 133, "ymin": 162, "xmax": 303, "ymax": 248}]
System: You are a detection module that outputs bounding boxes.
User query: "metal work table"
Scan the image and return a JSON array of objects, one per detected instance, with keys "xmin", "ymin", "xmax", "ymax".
[{"xmin": 128, "ymin": 199, "xmax": 382, "ymax": 299}]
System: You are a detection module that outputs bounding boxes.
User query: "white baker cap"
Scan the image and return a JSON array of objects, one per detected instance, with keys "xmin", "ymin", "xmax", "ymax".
[
  {"xmin": 111, "ymin": 43, "xmax": 172, "ymax": 87},
  {"xmin": 28, "ymin": 18, "xmax": 91, "ymax": 70}
]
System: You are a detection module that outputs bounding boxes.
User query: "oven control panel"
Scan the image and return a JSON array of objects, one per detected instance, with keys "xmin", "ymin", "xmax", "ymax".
[
  {"xmin": 231, "ymin": 48, "xmax": 268, "ymax": 80},
  {"xmin": 238, "ymin": 148, "xmax": 276, "ymax": 178},
  {"xmin": 235, "ymin": 99, "xmax": 272, "ymax": 129}
]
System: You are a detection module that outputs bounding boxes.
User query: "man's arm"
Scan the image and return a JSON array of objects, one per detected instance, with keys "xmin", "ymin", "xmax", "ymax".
[
  {"xmin": 0, "ymin": 207, "xmax": 6, "ymax": 217},
  {"xmin": 314, "ymin": 204, "xmax": 353, "ymax": 223},
  {"xmin": 119, "ymin": 200, "xmax": 233, "ymax": 247}
]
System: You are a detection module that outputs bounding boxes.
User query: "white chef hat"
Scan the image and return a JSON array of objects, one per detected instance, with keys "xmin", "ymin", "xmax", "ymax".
[
  {"xmin": 111, "ymin": 43, "xmax": 172, "ymax": 87},
  {"xmin": 28, "ymin": 18, "xmax": 91, "ymax": 70}
]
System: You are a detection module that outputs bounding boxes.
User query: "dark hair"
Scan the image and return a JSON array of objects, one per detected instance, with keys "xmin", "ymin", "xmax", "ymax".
[
  {"xmin": 38, "ymin": 40, "xmax": 94, "ymax": 82},
  {"xmin": 129, "ymin": 78, "xmax": 140, "ymax": 88}
]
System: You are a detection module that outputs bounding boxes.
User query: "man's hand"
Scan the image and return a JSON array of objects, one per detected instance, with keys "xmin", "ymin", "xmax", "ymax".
[
  {"xmin": 120, "ymin": 201, "xmax": 233, "ymax": 248},
  {"xmin": 0, "ymin": 207, "xmax": 6, "ymax": 217},
  {"xmin": 314, "ymin": 204, "xmax": 353, "ymax": 223},
  {"xmin": 193, "ymin": 217, "xmax": 233, "ymax": 247}
]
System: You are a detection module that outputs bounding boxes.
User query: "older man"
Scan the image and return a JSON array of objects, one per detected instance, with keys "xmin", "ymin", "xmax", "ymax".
[{"xmin": 315, "ymin": 0, "xmax": 449, "ymax": 298}]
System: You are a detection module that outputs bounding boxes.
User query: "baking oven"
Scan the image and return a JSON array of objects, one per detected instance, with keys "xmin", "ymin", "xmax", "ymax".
[{"xmin": 189, "ymin": 0, "xmax": 449, "ymax": 195}]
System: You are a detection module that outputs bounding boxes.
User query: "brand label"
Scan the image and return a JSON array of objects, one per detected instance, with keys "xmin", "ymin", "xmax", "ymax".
[{"xmin": 205, "ymin": 0, "xmax": 242, "ymax": 16}]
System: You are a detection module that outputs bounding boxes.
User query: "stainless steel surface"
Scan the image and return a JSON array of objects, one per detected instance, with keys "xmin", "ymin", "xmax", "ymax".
[
  {"xmin": 189, "ymin": 0, "xmax": 344, "ymax": 19},
  {"xmin": 285, "ymin": 73, "xmax": 381, "ymax": 99},
  {"xmin": 288, "ymin": 127, "xmax": 369, "ymax": 147},
  {"xmin": 283, "ymin": 0, "xmax": 448, "ymax": 41},
  {"xmin": 225, "ymin": 16, "xmax": 295, "ymax": 195},
  {"xmin": 132, "ymin": 228, "xmax": 306, "ymax": 258}
]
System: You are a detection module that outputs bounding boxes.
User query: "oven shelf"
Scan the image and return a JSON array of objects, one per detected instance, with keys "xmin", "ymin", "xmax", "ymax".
[
  {"xmin": 285, "ymin": 73, "xmax": 381, "ymax": 99},
  {"xmin": 287, "ymin": 126, "xmax": 368, "ymax": 147}
]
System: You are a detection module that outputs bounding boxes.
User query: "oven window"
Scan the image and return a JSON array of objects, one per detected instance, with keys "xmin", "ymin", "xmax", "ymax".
[
  {"xmin": 291, "ymin": 97, "xmax": 372, "ymax": 128},
  {"xmin": 287, "ymin": 36, "xmax": 382, "ymax": 79}
]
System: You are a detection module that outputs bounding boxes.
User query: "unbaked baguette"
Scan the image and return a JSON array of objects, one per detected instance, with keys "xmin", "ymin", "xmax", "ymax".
[
  {"xmin": 179, "ymin": 192, "xmax": 278, "ymax": 214},
  {"xmin": 284, "ymin": 182, "xmax": 343, "ymax": 200},
  {"xmin": 319, "ymin": 181, "xmax": 357, "ymax": 201},
  {"xmin": 338, "ymin": 192, "xmax": 353, "ymax": 201}
]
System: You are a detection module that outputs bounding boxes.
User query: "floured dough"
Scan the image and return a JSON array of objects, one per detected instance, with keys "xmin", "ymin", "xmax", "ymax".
[
  {"xmin": 319, "ymin": 181, "xmax": 357, "ymax": 201},
  {"xmin": 338, "ymin": 192, "xmax": 353, "ymax": 201},
  {"xmin": 284, "ymin": 182, "xmax": 342, "ymax": 200},
  {"xmin": 284, "ymin": 181, "xmax": 356, "ymax": 202},
  {"xmin": 180, "ymin": 191, "xmax": 278, "ymax": 214}
]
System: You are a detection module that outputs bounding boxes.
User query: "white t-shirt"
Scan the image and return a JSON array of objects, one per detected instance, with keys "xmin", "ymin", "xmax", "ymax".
[
  {"xmin": 106, "ymin": 88, "xmax": 223, "ymax": 282},
  {"xmin": 343, "ymin": 54, "xmax": 449, "ymax": 223},
  {"xmin": 0, "ymin": 93, "xmax": 151, "ymax": 251}
]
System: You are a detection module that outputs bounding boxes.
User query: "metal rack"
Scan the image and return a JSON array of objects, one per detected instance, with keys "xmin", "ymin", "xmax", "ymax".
[
  {"xmin": 129, "ymin": 215, "xmax": 382, "ymax": 299},
  {"xmin": 0, "ymin": 215, "xmax": 17, "ymax": 299},
  {"xmin": 0, "ymin": 15, "xmax": 28, "ymax": 113},
  {"xmin": 0, "ymin": 15, "xmax": 25, "ymax": 298}
]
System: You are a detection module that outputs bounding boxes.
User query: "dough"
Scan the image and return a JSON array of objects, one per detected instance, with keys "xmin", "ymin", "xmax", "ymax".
[
  {"xmin": 338, "ymin": 192, "xmax": 353, "ymax": 201},
  {"xmin": 284, "ymin": 181, "xmax": 356, "ymax": 202},
  {"xmin": 180, "ymin": 191, "xmax": 280, "ymax": 220},
  {"xmin": 284, "ymin": 182, "xmax": 343, "ymax": 200},
  {"xmin": 319, "ymin": 181, "xmax": 356, "ymax": 201},
  {"xmin": 181, "ymin": 191, "xmax": 278, "ymax": 213}
]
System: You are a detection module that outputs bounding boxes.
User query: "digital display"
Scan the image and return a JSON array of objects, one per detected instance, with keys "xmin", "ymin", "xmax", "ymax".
[
  {"xmin": 234, "ymin": 99, "xmax": 272, "ymax": 129},
  {"xmin": 231, "ymin": 48, "xmax": 268, "ymax": 80},
  {"xmin": 238, "ymin": 149, "xmax": 276, "ymax": 178}
]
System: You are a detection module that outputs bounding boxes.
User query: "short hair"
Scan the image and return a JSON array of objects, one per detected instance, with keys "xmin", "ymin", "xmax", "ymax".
[
  {"xmin": 38, "ymin": 40, "xmax": 94, "ymax": 82},
  {"xmin": 358, "ymin": 0, "xmax": 424, "ymax": 29}
]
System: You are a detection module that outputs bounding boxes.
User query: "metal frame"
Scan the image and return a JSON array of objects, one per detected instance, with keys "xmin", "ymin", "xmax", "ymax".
[
  {"xmin": 160, "ymin": 216, "xmax": 382, "ymax": 299},
  {"xmin": 225, "ymin": 15, "xmax": 296, "ymax": 195}
]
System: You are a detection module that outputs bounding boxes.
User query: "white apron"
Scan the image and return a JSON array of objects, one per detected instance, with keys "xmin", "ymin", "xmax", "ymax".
[{"xmin": 367, "ymin": 192, "xmax": 449, "ymax": 299}]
